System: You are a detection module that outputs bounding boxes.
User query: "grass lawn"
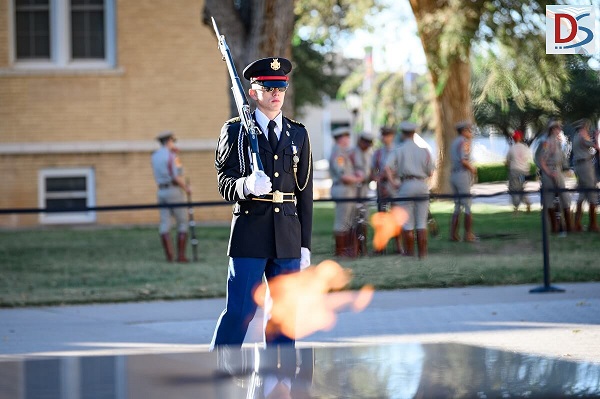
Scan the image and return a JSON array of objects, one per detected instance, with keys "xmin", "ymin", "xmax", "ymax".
[{"xmin": 1, "ymin": 201, "xmax": 599, "ymax": 307}]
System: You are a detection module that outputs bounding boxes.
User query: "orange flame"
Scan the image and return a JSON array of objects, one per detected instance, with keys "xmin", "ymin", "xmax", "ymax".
[
  {"xmin": 370, "ymin": 207, "xmax": 408, "ymax": 251},
  {"xmin": 252, "ymin": 260, "xmax": 374, "ymax": 340}
]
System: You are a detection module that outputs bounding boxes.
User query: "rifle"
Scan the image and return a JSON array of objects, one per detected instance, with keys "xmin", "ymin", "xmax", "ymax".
[
  {"xmin": 186, "ymin": 178, "xmax": 199, "ymax": 262},
  {"xmin": 211, "ymin": 17, "xmax": 263, "ymax": 172},
  {"xmin": 351, "ymin": 184, "xmax": 368, "ymax": 257}
]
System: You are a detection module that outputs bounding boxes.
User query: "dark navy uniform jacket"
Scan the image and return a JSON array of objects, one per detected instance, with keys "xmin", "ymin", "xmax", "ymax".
[{"xmin": 215, "ymin": 113, "xmax": 313, "ymax": 259}]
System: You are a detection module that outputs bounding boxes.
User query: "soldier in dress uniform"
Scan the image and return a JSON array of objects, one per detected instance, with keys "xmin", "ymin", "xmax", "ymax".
[
  {"xmin": 385, "ymin": 121, "xmax": 435, "ymax": 258},
  {"xmin": 329, "ymin": 127, "xmax": 364, "ymax": 257},
  {"xmin": 538, "ymin": 119, "xmax": 572, "ymax": 233},
  {"xmin": 151, "ymin": 131, "xmax": 191, "ymax": 262},
  {"xmin": 210, "ymin": 57, "xmax": 313, "ymax": 349},
  {"xmin": 571, "ymin": 118, "xmax": 599, "ymax": 232},
  {"xmin": 449, "ymin": 121, "xmax": 478, "ymax": 242}
]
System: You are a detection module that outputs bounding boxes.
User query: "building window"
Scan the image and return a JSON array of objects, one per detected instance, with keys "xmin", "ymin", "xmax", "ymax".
[
  {"xmin": 71, "ymin": 0, "xmax": 105, "ymax": 59},
  {"xmin": 12, "ymin": 0, "xmax": 116, "ymax": 69},
  {"xmin": 15, "ymin": 0, "xmax": 51, "ymax": 59},
  {"xmin": 38, "ymin": 168, "xmax": 96, "ymax": 224}
]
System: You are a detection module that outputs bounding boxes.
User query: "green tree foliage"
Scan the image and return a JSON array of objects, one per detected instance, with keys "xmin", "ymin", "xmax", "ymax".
[{"xmin": 409, "ymin": 0, "xmax": 565, "ymax": 192}]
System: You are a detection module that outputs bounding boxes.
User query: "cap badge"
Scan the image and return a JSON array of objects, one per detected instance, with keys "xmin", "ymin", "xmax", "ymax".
[{"xmin": 270, "ymin": 58, "xmax": 281, "ymax": 71}]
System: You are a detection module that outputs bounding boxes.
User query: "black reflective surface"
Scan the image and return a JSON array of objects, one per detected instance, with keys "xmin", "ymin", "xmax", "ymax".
[{"xmin": 1, "ymin": 343, "xmax": 599, "ymax": 399}]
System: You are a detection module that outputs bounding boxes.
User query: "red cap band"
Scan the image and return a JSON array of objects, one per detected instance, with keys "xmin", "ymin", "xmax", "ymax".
[{"xmin": 252, "ymin": 76, "xmax": 289, "ymax": 81}]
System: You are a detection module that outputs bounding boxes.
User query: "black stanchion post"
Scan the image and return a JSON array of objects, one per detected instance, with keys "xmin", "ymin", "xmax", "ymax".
[{"xmin": 530, "ymin": 186, "xmax": 564, "ymax": 294}]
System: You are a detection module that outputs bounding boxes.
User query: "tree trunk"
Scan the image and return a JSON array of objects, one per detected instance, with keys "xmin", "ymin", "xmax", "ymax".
[
  {"xmin": 203, "ymin": 0, "xmax": 295, "ymax": 118},
  {"xmin": 409, "ymin": 0, "xmax": 481, "ymax": 194},
  {"xmin": 431, "ymin": 58, "xmax": 472, "ymax": 193}
]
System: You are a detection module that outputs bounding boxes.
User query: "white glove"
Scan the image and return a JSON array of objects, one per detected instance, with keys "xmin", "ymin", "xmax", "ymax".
[
  {"xmin": 244, "ymin": 170, "xmax": 272, "ymax": 196},
  {"xmin": 300, "ymin": 247, "xmax": 311, "ymax": 270}
]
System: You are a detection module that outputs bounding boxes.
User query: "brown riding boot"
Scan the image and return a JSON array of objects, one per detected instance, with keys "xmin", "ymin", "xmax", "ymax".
[
  {"xmin": 562, "ymin": 209, "xmax": 573, "ymax": 233},
  {"xmin": 334, "ymin": 233, "xmax": 345, "ymax": 256},
  {"xmin": 176, "ymin": 232, "xmax": 189, "ymax": 263},
  {"xmin": 403, "ymin": 230, "xmax": 415, "ymax": 256},
  {"xmin": 464, "ymin": 213, "xmax": 477, "ymax": 242},
  {"xmin": 416, "ymin": 229, "xmax": 427, "ymax": 259},
  {"xmin": 160, "ymin": 233, "xmax": 174, "ymax": 262},
  {"xmin": 547, "ymin": 208, "xmax": 559, "ymax": 233},
  {"xmin": 574, "ymin": 203, "xmax": 583, "ymax": 232},
  {"xmin": 589, "ymin": 204, "xmax": 599, "ymax": 232},
  {"xmin": 394, "ymin": 234, "xmax": 404, "ymax": 255},
  {"xmin": 450, "ymin": 212, "xmax": 460, "ymax": 242}
]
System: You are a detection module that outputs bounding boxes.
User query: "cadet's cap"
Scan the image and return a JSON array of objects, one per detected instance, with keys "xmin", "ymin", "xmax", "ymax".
[
  {"xmin": 380, "ymin": 126, "xmax": 396, "ymax": 136},
  {"xmin": 399, "ymin": 121, "xmax": 418, "ymax": 133},
  {"xmin": 455, "ymin": 121, "xmax": 473, "ymax": 132},
  {"xmin": 156, "ymin": 130, "xmax": 175, "ymax": 142},
  {"xmin": 332, "ymin": 127, "xmax": 351, "ymax": 138},
  {"xmin": 572, "ymin": 118, "xmax": 591, "ymax": 131},
  {"xmin": 547, "ymin": 119, "xmax": 563, "ymax": 129},
  {"xmin": 243, "ymin": 57, "xmax": 292, "ymax": 88},
  {"xmin": 512, "ymin": 130, "xmax": 523, "ymax": 141},
  {"xmin": 359, "ymin": 131, "xmax": 374, "ymax": 142}
]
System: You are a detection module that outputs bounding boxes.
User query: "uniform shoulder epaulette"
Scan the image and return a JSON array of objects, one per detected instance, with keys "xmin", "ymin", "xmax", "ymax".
[
  {"xmin": 286, "ymin": 117, "xmax": 305, "ymax": 128},
  {"xmin": 226, "ymin": 117, "xmax": 241, "ymax": 124}
]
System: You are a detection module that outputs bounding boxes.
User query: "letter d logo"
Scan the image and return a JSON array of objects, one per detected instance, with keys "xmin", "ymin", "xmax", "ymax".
[
  {"xmin": 554, "ymin": 13, "xmax": 577, "ymax": 43},
  {"xmin": 547, "ymin": 6, "xmax": 596, "ymax": 55}
]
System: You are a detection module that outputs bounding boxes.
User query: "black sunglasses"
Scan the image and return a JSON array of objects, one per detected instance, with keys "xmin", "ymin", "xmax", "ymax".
[{"xmin": 255, "ymin": 85, "xmax": 288, "ymax": 93}]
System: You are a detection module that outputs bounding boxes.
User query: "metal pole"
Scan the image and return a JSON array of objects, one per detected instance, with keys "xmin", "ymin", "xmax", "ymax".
[{"xmin": 530, "ymin": 186, "xmax": 564, "ymax": 293}]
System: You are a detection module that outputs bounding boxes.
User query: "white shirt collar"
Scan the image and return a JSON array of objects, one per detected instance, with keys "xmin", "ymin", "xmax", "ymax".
[{"xmin": 254, "ymin": 108, "xmax": 283, "ymax": 137}]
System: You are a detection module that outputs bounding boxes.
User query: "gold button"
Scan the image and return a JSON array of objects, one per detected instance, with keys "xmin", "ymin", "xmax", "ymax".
[
  {"xmin": 244, "ymin": 210, "xmax": 249, "ymax": 214},
  {"xmin": 275, "ymin": 207, "xmax": 280, "ymax": 213},
  {"xmin": 274, "ymin": 172, "xmax": 279, "ymax": 178},
  {"xmin": 274, "ymin": 155, "xmax": 279, "ymax": 160}
]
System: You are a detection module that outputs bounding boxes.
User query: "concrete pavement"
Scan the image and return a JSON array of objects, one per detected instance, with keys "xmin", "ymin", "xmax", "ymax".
[{"xmin": 1, "ymin": 282, "xmax": 599, "ymax": 364}]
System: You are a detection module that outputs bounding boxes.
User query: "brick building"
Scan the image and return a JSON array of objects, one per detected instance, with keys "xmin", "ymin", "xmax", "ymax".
[{"xmin": 0, "ymin": 0, "xmax": 232, "ymax": 227}]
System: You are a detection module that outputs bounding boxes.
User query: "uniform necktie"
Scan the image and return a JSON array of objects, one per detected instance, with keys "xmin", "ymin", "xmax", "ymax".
[{"xmin": 268, "ymin": 120, "xmax": 278, "ymax": 152}]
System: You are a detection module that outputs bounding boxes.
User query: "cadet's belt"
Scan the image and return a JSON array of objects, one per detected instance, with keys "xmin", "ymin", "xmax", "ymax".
[
  {"xmin": 574, "ymin": 157, "xmax": 592, "ymax": 165},
  {"xmin": 251, "ymin": 190, "xmax": 296, "ymax": 203},
  {"xmin": 158, "ymin": 183, "xmax": 174, "ymax": 189},
  {"xmin": 402, "ymin": 175, "xmax": 425, "ymax": 181}
]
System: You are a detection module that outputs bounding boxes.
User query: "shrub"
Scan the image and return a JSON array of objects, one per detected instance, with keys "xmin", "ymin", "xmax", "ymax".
[{"xmin": 475, "ymin": 163, "xmax": 537, "ymax": 183}]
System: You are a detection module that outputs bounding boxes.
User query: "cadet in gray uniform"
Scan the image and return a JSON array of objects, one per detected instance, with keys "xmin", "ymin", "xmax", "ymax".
[
  {"xmin": 151, "ymin": 131, "xmax": 191, "ymax": 262},
  {"xmin": 538, "ymin": 120, "xmax": 572, "ymax": 233},
  {"xmin": 330, "ymin": 127, "xmax": 363, "ymax": 256},
  {"xmin": 572, "ymin": 118, "xmax": 599, "ymax": 232},
  {"xmin": 449, "ymin": 121, "xmax": 478, "ymax": 242},
  {"xmin": 385, "ymin": 121, "xmax": 435, "ymax": 258}
]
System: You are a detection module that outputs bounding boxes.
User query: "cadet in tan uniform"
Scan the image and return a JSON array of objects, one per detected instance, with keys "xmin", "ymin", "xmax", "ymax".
[
  {"xmin": 151, "ymin": 131, "xmax": 191, "ymax": 262},
  {"xmin": 329, "ymin": 127, "xmax": 364, "ymax": 256},
  {"xmin": 449, "ymin": 121, "xmax": 478, "ymax": 242},
  {"xmin": 372, "ymin": 126, "xmax": 402, "ymax": 254},
  {"xmin": 538, "ymin": 120, "xmax": 572, "ymax": 233},
  {"xmin": 385, "ymin": 121, "xmax": 435, "ymax": 258},
  {"xmin": 505, "ymin": 130, "xmax": 532, "ymax": 214},
  {"xmin": 571, "ymin": 119, "xmax": 599, "ymax": 232},
  {"xmin": 355, "ymin": 132, "xmax": 374, "ymax": 199}
]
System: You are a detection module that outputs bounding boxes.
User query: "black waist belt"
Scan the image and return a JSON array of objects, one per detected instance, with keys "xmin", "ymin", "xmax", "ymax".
[
  {"xmin": 251, "ymin": 191, "xmax": 296, "ymax": 203},
  {"xmin": 402, "ymin": 175, "xmax": 425, "ymax": 181},
  {"xmin": 158, "ymin": 183, "xmax": 174, "ymax": 189},
  {"xmin": 574, "ymin": 158, "xmax": 592, "ymax": 165}
]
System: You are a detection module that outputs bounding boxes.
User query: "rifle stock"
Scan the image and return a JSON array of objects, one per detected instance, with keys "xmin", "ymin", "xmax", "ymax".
[{"xmin": 211, "ymin": 17, "xmax": 263, "ymax": 172}]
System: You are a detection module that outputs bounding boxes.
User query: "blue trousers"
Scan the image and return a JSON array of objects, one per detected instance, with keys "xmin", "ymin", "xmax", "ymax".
[{"xmin": 210, "ymin": 257, "xmax": 300, "ymax": 349}]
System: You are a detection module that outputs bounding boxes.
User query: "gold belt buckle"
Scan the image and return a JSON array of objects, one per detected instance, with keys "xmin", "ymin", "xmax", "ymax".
[{"xmin": 272, "ymin": 190, "xmax": 284, "ymax": 203}]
